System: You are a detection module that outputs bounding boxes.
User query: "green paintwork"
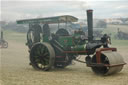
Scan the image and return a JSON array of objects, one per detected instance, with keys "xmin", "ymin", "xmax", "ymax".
[
  {"xmin": 71, "ymin": 45, "xmax": 86, "ymax": 51},
  {"xmin": 43, "ymin": 35, "xmax": 50, "ymax": 42},
  {"xmin": 58, "ymin": 36, "xmax": 74, "ymax": 46}
]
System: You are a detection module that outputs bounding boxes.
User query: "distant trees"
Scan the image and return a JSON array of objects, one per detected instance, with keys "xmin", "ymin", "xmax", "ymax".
[
  {"xmin": 96, "ymin": 20, "xmax": 107, "ymax": 28},
  {"xmin": 120, "ymin": 18, "xmax": 128, "ymax": 24},
  {"xmin": 107, "ymin": 18, "xmax": 128, "ymax": 25},
  {"xmin": 0, "ymin": 21, "xmax": 28, "ymax": 33}
]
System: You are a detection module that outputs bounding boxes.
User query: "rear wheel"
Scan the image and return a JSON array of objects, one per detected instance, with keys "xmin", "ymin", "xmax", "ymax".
[
  {"xmin": 30, "ymin": 42, "xmax": 55, "ymax": 71},
  {"xmin": 0, "ymin": 41, "xmax": 8, "ymax": 48},
  {"xmin": 3, "ymin": 41, "xmax": 8, "ymax": 48},
  {"xmin": 27, "ymin": 24, "xmax": 42, "ymax": 49}
]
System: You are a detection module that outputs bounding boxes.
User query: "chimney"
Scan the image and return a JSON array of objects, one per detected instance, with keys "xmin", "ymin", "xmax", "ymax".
[{"xmin": 87, "ymin": 9, "xmax": 93, "ymax": 42}]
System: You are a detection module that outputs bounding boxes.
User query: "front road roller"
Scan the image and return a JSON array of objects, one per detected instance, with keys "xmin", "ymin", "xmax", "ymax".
[{"xmin": 90, "ymin": 48, "xmax": 126, "ymax": 75}]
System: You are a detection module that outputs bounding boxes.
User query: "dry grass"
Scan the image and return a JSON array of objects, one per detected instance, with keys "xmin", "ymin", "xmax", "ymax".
[{"xmin": 1, "ymin": 27, "xmax": 128, "ymax": 85}]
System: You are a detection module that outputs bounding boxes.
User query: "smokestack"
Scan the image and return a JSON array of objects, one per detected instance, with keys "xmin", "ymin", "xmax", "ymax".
[{"xmin": 87, "ymin": 9, "xmax": 93, "ymax": 42}]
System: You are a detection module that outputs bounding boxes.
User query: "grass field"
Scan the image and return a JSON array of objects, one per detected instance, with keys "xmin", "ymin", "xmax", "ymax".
[{"xmin": 1, "ymin": 24, "xmax": 128, "ymax": 85}]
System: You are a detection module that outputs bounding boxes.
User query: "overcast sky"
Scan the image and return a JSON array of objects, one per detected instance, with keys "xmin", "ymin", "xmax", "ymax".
[{"xmin": 1, "ymin": 0, "xmax": 128, "ymax": 21}]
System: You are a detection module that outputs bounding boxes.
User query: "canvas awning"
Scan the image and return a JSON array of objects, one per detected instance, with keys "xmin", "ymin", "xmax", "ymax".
[{"xmin": 17, "ymin": 15, "xmax": 78, "ymax": 24}]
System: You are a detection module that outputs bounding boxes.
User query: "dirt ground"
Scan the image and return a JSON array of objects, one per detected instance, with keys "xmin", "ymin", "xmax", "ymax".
[{"xmin": 0, "ymin": 31, "xmax": 128, "ymax": 85}]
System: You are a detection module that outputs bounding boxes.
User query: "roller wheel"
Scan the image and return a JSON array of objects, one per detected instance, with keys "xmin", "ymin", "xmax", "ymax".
[
  {"xmin": 30, "ymin": 42, "xmax": 55, "ymax": 71},
  {"xmin": 26, "ymin": 28, "xmax": 34, "ymax": 49},
  {"xmin": 91, "ymin": 51, "xmax": 125, "ymax": 75},
  {"xmin": 91, "ymin": 54, "xmax": 109, "ymax": 75}
]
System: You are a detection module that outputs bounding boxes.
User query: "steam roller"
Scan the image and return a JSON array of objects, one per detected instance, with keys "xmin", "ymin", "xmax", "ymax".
[{"xmin": 16, "ymin": 9, "xmax": 126, "ymax": 76}]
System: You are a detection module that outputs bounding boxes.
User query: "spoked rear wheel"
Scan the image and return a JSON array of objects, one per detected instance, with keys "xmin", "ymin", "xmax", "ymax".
[{"xmin": 30, "ymin": 42, "xmax": 55, "ymax": 71}]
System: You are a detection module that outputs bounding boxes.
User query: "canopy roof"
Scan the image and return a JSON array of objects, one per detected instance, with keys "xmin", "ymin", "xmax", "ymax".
[{"xmin": 17, "ymin": 15, "xmax": 78, "ymax": 24}]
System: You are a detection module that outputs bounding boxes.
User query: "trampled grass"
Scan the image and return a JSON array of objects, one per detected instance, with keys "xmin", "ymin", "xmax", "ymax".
[{"xmin": 1, "ymin": 25, "xmax": 128, "ymax": 85}]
